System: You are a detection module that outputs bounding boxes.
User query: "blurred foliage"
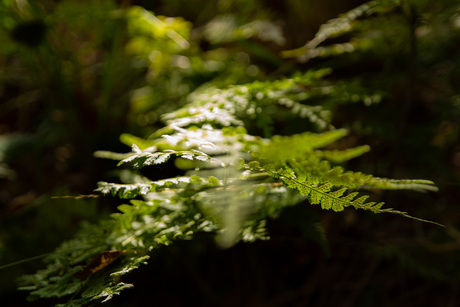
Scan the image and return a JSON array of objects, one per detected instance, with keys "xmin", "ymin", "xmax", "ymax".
[{"xmin": 0, "ymin": 0, "xmax": 459, "ymax": 306}]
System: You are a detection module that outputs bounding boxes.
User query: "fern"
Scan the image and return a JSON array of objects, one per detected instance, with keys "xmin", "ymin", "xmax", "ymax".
[
  {"xmin": 18, "ymin": 74, "xmax": 442, "ymax": 304},
  {"xmin": 16, "ymin": 2, "xmax": 444, "ymax": 305}
]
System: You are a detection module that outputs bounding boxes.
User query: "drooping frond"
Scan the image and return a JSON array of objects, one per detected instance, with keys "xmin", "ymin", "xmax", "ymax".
[{"xmin": 239, "ymin": 160, "xmax": 441, "ymax": 227}]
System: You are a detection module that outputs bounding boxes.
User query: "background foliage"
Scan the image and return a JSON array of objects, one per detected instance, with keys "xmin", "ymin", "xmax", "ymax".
[{"xmin": 0, "ymin": 0, "xmax": 459, "ymax": 306}]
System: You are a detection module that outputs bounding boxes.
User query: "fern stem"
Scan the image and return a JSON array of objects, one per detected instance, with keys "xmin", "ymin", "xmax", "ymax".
[{"xmin": 0, "ymin": 253, "xmax": 52, "ymax": 270}]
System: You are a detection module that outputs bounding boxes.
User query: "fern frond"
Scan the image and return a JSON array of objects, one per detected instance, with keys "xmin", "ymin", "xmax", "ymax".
[
  {"xmin": 317, "ymin": 145, "xmax": 371, "ymax": 162},
  {"xmin": 118, "ymin": 144, "xmax": 226, "ymax": 169},
  {"xmin": 254, "ymin": 129, "xmax": 349, "ymax": 163},
  {"xmin": 364, "ymin": 178, "xmax": 439, "ymax": 192},
  {"xmin": 276, "ymin": 171, "xmax": 377, "ymax": 213},
  {"xmin": 96, "ymin": 182, "xmax": 152, "ymax": 199},
  {"xmin": 159, "ymin": 71, "xmax": 335, "ymax": 133},
  {"xmin": 268, "ymin": 167, "xmax": 442, "ymax": 226},
  {"xmin": 283, "ymin": 158, "xmax": 438, "ymax": 193},
  {"xmin": 281, "ymin": 0, "xmax": 401, "ymax": 60},
  {"xmin": 96, "ymin": 176, "xmax": 223, "ymax": 199}
]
